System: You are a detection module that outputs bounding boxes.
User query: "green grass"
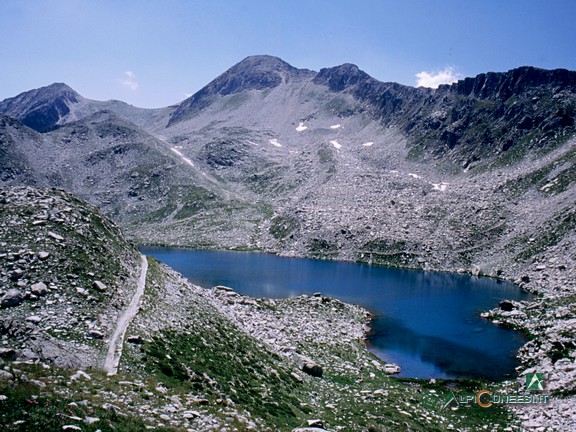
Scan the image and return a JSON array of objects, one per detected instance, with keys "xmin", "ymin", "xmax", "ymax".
[{"xmin": 0, "ymin": 365, "xmax": 177, "ymax": 432}]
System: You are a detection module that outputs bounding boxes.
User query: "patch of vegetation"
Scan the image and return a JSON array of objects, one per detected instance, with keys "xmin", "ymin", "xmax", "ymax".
[
  {"xmin": 142, "ymin": 325, "xmax": 306, "ymax": 430},
  {"xmin": 0, "ymin": 365, "xmax": 176, "ymax": 432},
  {"xmin": 358, "ymin": 238, "xmax": 423, "ymax": 268},
  {"xmin": 307, "ymin": 238, "xmax": 338, "ymax": 259},
  {"xmin": 269, "ymin": 215, "xmax": 299, "ymax": 240}
]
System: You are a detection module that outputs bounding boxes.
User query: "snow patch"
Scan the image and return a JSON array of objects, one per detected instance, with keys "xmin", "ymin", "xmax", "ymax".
[
  {"xmin": 330, "ymin": 140, "xmax": 342, "ymax": 149},
  {"xmin": 170, "ymin": 147, "xmax": 195, "ymax": 167},
  {"xmin": 296, "ymin": 122, "xmax": 308, "ymax": 132},
  {"xmin": 181, "ymin": 157, "xmax": 194, "ymax": 167},
  {"xmin": 432, "ymin": 182, "xmax": 449, "ymax": 192},
  {"xmin": 170, "ymin": 147, "xmax": 183, "ymax": 157},
  {"xmin": 363, "ymin": 142, "xmax": 374, "ymax": 147},
  {"xmin": 269, "ymin": 139, "xmax": 282, "ymax": 147},
  {"xmin": 330, "ymin": 124, "xmax": 341, "ymax": 129},
  {"xmin": 408, "ymin": 173, "xmax": 422, "ymax": 179}
]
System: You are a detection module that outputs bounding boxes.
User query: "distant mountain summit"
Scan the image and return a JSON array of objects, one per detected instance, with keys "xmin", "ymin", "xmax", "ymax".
[
  {"xmin": 313, "ymin": 63, "xmax": 374, "ymax": 92},
  {"xmin": 168, "ymin": 55, "xmax": 315, "ymax": 125},
  {"xmin": 0, "ymin": 83, "xmax": 82, "ymax": 132}
]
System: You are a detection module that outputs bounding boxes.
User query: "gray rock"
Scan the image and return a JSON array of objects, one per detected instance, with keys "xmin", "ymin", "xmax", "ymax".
[
  {"xmin": 83, "ymin": 417, "xmax": 100, "ymax": 424},
  {"xmin": 9, "ymin": 269, "xmax": 24, "ymax": 281},
  {"xmin": 30, "ymin": 282, "xmax": 48, "ymax": 296},
  {"xmin": 0, "ymin": 370, "xmax": 14, "ymax": 381},
  {"xmin": 1, "ymin": 289, "xmax": 23, "ymax": 308},
  {"xmin": 87, "ymin": 329, "xmax": 104, "ymax": 339},
  {"xmin": 293, "ymin": 353, "xmax": 323, "ymax": 378},
  {"xmin": 292, "ymin": 428, "xmax": 330, "ymax": 432},
  {"xmin": 307, "ymin": 419, "xmax": 324, "ymax": 427},
  {"xmin": 47, "ymin": 231, "xmax": 64, "ymax": 241},
  {"xmin": 92, "ymin": 280, "xmax": 107, "ymax": 292},
  {"xmin": 38, "ymin": 251, "xmax": 50, "ymax": 260},
  {"xmin": 127, "ymin": 335, "xmax": 143, "ymax": 344},
  {"xmin": 384, "ymin": 363, "xmax": 401, "ymax": 374}
]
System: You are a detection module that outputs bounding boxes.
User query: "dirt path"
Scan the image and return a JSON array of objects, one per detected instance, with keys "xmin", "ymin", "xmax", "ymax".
[{"xmin": 103, "ymin": 254, "xmax": 148, "ymax": 375}]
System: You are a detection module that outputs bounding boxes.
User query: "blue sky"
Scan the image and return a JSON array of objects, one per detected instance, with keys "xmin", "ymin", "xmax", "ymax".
[{"xmin": 1, "ymin": 0, "xmax": 575, "ymax": 108}]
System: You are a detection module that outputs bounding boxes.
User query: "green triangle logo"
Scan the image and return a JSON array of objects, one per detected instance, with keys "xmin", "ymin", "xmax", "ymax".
[
  {"xmin": 441, "ymin": 391, "xmax": 459, "ymax": 410},
  {"xmin": 526, "ymin": 373, "xmax": 544, "ymax": 391}
]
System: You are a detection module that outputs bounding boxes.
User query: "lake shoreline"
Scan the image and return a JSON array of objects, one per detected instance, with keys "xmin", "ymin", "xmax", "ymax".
[
  {"xmin": 141, "ymin": 246, "xmax": 532, "ymax": 381},
  {"xmin": 139, "ymin": 243, "xmax": 576, "ymax": 430}
]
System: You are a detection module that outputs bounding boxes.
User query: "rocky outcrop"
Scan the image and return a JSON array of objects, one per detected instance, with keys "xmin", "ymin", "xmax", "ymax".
[{"xmin": 447, "ymin": 66, "xmax": 576, "ymax": 100}]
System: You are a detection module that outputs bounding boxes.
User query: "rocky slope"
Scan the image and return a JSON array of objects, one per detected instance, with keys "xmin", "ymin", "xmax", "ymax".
[
  {"xmin": 1, "ymin": 56, "xmax": 576, "ymax": 430},
  {"xmin": 0, "ymin": 186, "xmax": 142, "ymax": 369},
  {"xmin": 1, "ymin": 186, "xmax": 526, "ymax": 431}
]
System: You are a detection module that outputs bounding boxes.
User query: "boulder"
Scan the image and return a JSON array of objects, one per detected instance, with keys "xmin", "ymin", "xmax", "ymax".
[
  {"xmin": 1, "ymin": 289, "xmax": 23, "ymax": 308},
  {"xmin": 471, "ymin": 266, "xmax": 482, "ymax": 276},
  {"xmin": 30, "ymin": 282, "xmax": 48, "ymax": 297},
  {"xmin": 0, "ymin": 348, "xmax": 17, "ymax": 361},
  {"xmin": 499, "ymin": 300, "xmax": 515, "ymax": 311},
  {"xmin": 38, "ymin": 251, "xmax": 50, "ymax": 260},
  {"xmin": 92, "ymin": 281, "xmax": 107, "ymax": 292},
  {"xmin": 293, "ymin": 353, "xmax": 323, "ymax": 378},
  {"xmin": 127, "ymin": 335, "xmax": 143, "ymax": 344},
  {"xmin": 47, "ymin": 231, "xmax": 64, "ymax": 241},
  {"xmin": 292, "ymin": 428, "xmax": 329, "ymax": 432},
  {"xmin": 9, "ymin": 269, "xmax": 24, "ymax": 281},
  {"xmin": 307, "ymin": 419, "xmax": 324, "ymax": 428},
  {"xmin": 87, "ymin": 329, "xmax": 104, "ymax": 339},
  {"xmin": 384, "ymin": 363, "xmax": 401, "ymax": 375}
]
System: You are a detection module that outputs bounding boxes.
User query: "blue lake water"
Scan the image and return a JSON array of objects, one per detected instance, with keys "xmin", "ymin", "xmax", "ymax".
[{"xmin": 140, "ymin": 247, "xmax": 534, "ymax": 381}]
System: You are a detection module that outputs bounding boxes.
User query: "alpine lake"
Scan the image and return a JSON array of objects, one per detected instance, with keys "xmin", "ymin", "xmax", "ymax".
[{"xmin": 141, "ymin": 247, "xmax": 534, "ymax": 382}]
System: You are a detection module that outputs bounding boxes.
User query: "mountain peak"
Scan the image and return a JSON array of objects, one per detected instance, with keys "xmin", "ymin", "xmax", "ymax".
[
  {"xmin": 233, "ymin": 55, "xmax": 298, "ymax": 72},
  {"xmin": 0, "ymin": 83, "xmax": 82, "ymax": 132},
  {"xmin": 313, "ymin": 63, "xmax": 372, "ymax": 92},
  {"xmin": 168, "ymin": 55, "xmax": 314, "ymax": 125}
]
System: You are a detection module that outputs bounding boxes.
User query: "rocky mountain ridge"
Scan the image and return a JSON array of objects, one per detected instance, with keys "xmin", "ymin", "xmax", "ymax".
[{"xmin": 1, "ymin": 56, "xmax": 576, "ymax": 430}]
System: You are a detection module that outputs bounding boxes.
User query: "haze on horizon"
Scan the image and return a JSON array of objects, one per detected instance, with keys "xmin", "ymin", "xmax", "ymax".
[{"xmin": 1, "ymin": 0, "xmax": 575, "ymax": 108}]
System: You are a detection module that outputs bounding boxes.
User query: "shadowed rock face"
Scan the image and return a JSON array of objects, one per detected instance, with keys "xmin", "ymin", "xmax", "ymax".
[
  {"xmin": 0, "ymin": 83, "xmax": 81, "ymax": 132},
  {"xmin": 446, "ymin": 66, "xmax": 576, "ymax": 100}
]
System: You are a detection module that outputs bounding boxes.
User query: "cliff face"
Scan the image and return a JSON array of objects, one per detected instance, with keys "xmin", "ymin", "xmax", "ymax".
[{"xmin": 403, "ymin": 66, "xmax": 576, "ymax": 166}]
